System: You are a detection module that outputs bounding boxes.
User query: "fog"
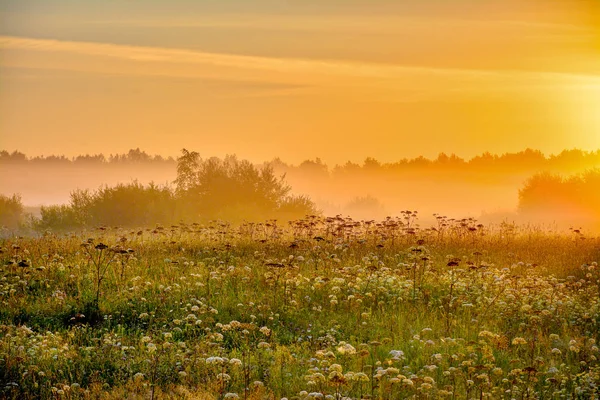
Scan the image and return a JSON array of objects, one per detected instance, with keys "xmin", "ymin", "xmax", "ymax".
[
  {"xmin": 1, "ymin": 163, "xmax": 176, "ymax": 206},
  {"xmin": 2, "ymin": 149, "xmax": 599, "ymax": 230}
]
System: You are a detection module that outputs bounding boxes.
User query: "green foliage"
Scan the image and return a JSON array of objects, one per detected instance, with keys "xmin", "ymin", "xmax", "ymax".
[
  {"xmin": 176, "ymin": 150, "xmax": 316, "ymax": 222},
  {"xmin": 36, "ymin": 183, "xmax": 176, "ymax": 231},
  {"xmin": 80, "ymin": 182, "xmax": 176, "ymax": 227},
  {"xmin": 276, "ymin": 195, "xmax": 318, "ymax": 220},
  {"xmin": 36, "ymin": 204, "xmax": 84, "ymax": 232},
  {"xmin": 33, "ymin": 150, "xmax": 317, "ymax": 231},
  {"xmin": 0, "ymin": 217, "xmax": 599, "ymax": 399},
  {"xmin": 0, "ymin": 194, "xmax": 24, "ymax": 230}
]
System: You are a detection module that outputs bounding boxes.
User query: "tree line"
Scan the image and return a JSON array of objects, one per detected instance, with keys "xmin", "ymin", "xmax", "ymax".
[
  {"xmin": 3, "ymin": 148, "xmax": 600, "ymax": 175},
  {"xmin": 0, "ymin": 148, "xmax": 175, "ymax": 164},
  {"xmin": 1, "ymin": 149, "xmax": 600, "ymax": 232},
  {"xmin": 1, "ymin": 150, "xmax": 316, "ymax": 232}
]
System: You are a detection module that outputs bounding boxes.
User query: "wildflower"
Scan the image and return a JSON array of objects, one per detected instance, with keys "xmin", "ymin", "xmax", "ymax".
[
  {"xmin": 337, "ymin": 342, "xmax": 356, "ymax": 355},
  {"xmin": 478, "ymin": 330, "xmax": 496, "ymax": 339},
  {"xmin": 217, "ymin": 373, "xmax": 231, "ymax": 382},
  {"xmin": 390, "ymin": 350, "xmax": 405, "ymax": 360},
  {"xmin": 260, "ymin": 326, "xmax": 271, "ymax": 336},
  {"xmin": 512, "ymin": 337, "xmax": 527, "ymax": 345},
  {"xmin": 329, "ymin": 364, "xmax": 343, "ymax": 373},
  {"xmin": 354, "ymin": 372, "xmax": 369, "ymax": 382}
]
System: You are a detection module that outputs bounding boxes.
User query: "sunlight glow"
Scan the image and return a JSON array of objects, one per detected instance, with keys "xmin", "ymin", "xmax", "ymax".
[{"xmin": 567, "ymin": 82, "xmax": 600, "ymax": 150}]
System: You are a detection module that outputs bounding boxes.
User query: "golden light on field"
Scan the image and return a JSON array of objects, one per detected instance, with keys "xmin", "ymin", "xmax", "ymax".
[{"xmin": 3, "ymin": 8, "xmax": 600, "ymax": 397}]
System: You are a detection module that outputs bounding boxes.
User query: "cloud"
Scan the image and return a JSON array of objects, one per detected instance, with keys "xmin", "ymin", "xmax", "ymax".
[
  {"xmin": 1, "ymin": 35, "xmax": 599, "ymax": 103},
  {"xmin": 0, "ymin": 35, "xmax": 490, "ymax": 78},
  {"xmin": 85, "ymin": 14, "xmax": 595, "ymax": 34}
]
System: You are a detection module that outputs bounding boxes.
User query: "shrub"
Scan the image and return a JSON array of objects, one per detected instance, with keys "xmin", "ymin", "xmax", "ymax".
[
  {"xmin": 33, "ymin": 150, "xmax": 319, "ymax": 231},
  {"xmin": 81, "ymin": 182, "xmax": 176, "ymax": 227},
  {"xmin": 0, "ymin": 194, "xmax": 24, "ymax": 229},
  {"xmin": 344, "ymin": 195, "xmax": 386, "ymax": 220},
  {"xmin": 36, "ymin": 204, "xmax": 84, "ymax": 232},
  {"xmin": 176, "ymin": 150, "xmax": 317, "ymax": 222},
  {"xmin": 519, "ymin": 169, "xmax": 600, "ymax": 226},
  {"xmin": 276, "ymin": 194, "xmax": 319, "ymax": 221},
  {"xmin": 36, "ymin": 183, "xmax": 176, "ymax": 231}
]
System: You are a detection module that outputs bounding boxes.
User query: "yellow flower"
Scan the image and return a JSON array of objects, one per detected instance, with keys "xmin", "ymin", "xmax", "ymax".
[{"xmin": 512, "ymin": 337, "xmax": 527, "ymax": 345}]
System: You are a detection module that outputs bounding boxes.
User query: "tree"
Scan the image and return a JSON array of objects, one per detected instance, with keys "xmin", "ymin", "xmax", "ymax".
[
  {"xmin": 0, "ymin": 194, "xmax": 24, "ymax": 229},
  {"xmin": 175, "ymin": 150, "xmax": 316, "ymax": 222},
  {"xmin": 174, "ymin": 149, "xmax": 200, "ymax": 195},
  {"xmin": 518, "ymin": 170, "xmax": 600, "ymax": 226}
]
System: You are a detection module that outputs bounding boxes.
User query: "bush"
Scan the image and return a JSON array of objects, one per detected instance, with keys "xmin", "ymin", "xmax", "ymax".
[
  {"xmin": 36, "ymin": 204, "xmax": 84, "ymax": 232},
  {"xmin": 344, "ymin": 195, "xmax": 386, "ymax": 220},
  {"xmin": 518, "ymin": 169, "xmax": 600, "ymax": 225},
  {"xmin": 176, "ymin": 150, "xmax": 316, "ymax": 222},
  {"xmin": 33, "ymin": 151, "xmax": 318, "ymax": 231},
  {"xmin": 80, "ymin": 182, "xmax": 176, "ymax": 227},
  {"xmin": 276, "ymin": 195, "xmax": 319, "ymax": 221},
  {"xmin": 0, "ymin": 194, "xmax": 24, "ymax": 229},
  {"xmin": 36, "ymin": 182, "xmax": 176, "ymax": 231}
]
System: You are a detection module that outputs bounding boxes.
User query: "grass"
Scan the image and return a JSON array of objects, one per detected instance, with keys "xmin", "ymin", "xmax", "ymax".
[{"xmin": 1, "ymin": 215, "xmax": 599, "ymax": 399}]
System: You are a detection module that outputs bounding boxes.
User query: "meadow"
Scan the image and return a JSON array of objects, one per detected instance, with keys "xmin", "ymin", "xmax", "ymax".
[{"xmin": 1, "ymin": 214, "xmax": 599, "ymax": 399}]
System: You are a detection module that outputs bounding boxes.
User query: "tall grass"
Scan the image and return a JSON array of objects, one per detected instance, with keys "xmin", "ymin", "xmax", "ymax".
[{"xmin": 1, "ymin": 215, "xmax": 599, "ymax": 399}]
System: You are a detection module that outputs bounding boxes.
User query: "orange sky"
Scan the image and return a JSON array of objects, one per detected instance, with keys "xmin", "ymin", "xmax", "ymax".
[{"xmin": 1, "ymin": 0, "xmax": 599, "ymax": 165}]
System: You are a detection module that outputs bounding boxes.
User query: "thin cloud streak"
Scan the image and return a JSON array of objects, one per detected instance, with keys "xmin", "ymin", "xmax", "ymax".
[
  {"xmin": 84, "ymin": 15, "xmax": 594, "ymax": 34},
  {"xmin": 0, "ymin": 35, "xmax": 500, "ymax": 78},
  {"xmin": 1, "ymin": 35, "xmax": 599, "ymax": 103}
]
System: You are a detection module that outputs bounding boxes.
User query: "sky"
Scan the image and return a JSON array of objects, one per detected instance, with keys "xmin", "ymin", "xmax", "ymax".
[{"xmin": 1, "ymin": 0, "xmax": 600, "ymax": 165}]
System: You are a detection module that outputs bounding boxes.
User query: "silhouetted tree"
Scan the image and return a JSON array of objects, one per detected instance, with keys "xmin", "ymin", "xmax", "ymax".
[
  {"xmin": 175, "ymin": 150, "xmax": 316, "ymax": 221},
  {"xmin": 518, "ymin": 170, "xmax": 600, "ymax": 225}
]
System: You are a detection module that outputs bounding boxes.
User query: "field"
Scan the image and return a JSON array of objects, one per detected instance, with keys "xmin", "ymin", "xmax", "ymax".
[{"xmin": 1, "ymin": 215, "xmax": 599, "ymax": 399}]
